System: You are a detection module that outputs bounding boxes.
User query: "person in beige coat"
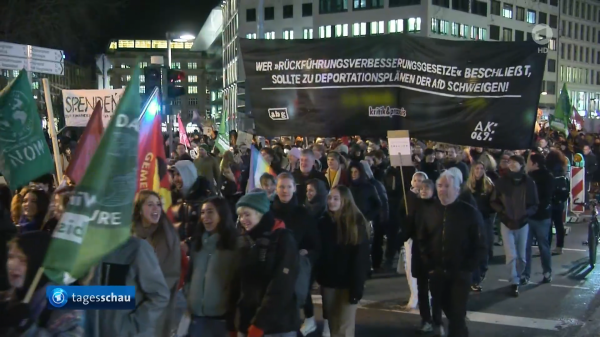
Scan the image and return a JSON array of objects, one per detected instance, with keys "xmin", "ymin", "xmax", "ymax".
[{"xmin": 132, "ymin": 190, "xmax": 182, "ymax": 337}]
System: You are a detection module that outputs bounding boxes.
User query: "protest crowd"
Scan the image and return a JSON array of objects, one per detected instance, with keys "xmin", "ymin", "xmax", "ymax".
[
  {"xmin": 1, "ymin": 84, "xmax": 595, "ymax": 337},
  {"xmin": 0, "ymin": 34, "xmax": 589, "ymax": 337}
]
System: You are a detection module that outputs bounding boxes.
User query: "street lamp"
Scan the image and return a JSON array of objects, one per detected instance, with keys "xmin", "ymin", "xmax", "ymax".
[{"xmin": 166, "ymin": 32, "xmax": 195, "ymax": 154}]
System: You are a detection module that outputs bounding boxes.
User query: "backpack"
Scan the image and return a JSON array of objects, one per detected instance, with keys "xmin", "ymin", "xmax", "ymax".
[
  {"xmin": 552, "ymin": 175, "xmax": 570, "ymax": 203},
  {"xmin": 271, "ymin": 227, "xmax": 312, "ymax": 309}
]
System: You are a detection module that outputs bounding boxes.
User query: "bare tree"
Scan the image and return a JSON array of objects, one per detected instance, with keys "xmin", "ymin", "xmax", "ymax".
[{"xmin": 0, "ymin": 0, "xmax": 124, "ymax": 55}]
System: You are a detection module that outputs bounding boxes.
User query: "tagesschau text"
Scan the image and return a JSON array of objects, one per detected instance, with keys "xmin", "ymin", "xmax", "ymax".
[{"xmin": 46, "ymin": 285, "xmax": 136, "ymax": 310}]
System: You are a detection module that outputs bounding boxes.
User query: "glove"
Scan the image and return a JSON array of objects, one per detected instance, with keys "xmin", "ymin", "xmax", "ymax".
[
  {"xmin": 248, "ymin": 325, "xmax": 264, "ymax": 337},
  {"xmin": 0, "ymin": 303, "xmax": 31, "ymax": 331}
]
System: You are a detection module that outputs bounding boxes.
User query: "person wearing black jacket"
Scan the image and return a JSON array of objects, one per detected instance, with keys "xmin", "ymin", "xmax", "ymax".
[
  {"xmin": 382, "ymin": 167, "xmax": 404, "ymax": 269},
  {"xmin": 0, "ymin": 184, "xmax": 16, "ymax": 293},
  {"xmin": 361, "ymin": 161, "xmax": 389, "ymax": 270},
  {"xmin": 523, "ymin": 153, "xmax": 554, "ymax": 284},
  {"xmin": 293, "ymin": 149, "xmax": 330, "ymax": 205},
  {"xmin": 491, "ymin": 155, "xmax": 539, "ymax": 296},
  {"xmin": 419, "ymin": 170, "xmax": 486, "ymax": 337},
  {"xmin": 347, "ymin": 162, "xmax": 381, "ymax": 223},
  {"xmin": 270, "ymin": 172, "xmax": 321, "ymax": 336},
  {"xmin": 419, "ymin": 149, "xmax": 442, "ymax": 183},
  {"xmin": 316, "ymin": 185, "xmax": 370, "ymax": 337},
  {"xmin": 444, "ymin": 147, "xmax": 469, "ymax": 183},
  {"xmin": 235, "ymin": 191, "xmax": 300, "ymax": 337},
  {"xmin": 412, "ymin": 179, "xmax": 444, "ymax": 334},
  {"xmin": 466, "ymin": 162, "xmax": 497, "ymax": 292},
  {"xmin": 583, "ymin": 145, "xmax": 598, "ymax": 203}
]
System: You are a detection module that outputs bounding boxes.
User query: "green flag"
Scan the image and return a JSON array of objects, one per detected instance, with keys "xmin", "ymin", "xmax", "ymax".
[
  {"xmin": 549, "ymin": 83, "xmax": 571, "ymax": 137},
  {"xmin": 0, "ymin": 70, "xmax": 53, "ymax": 189},
  {"xmin": 43, "ymin": 64, "xmax": 142, "ymax": 284},
  {"xmin": 215, "ymin": 110, "xmax": 229, "ymax": 153}
]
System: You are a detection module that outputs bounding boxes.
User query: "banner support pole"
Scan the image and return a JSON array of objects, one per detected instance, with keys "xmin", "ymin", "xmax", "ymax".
[
  {"xmin": 23, "ymin": 267, "xmax": 45, "ymax": 303},
  {"xmin": 42, "ymin": 78, "xmax": 64, "ymax": 184}
]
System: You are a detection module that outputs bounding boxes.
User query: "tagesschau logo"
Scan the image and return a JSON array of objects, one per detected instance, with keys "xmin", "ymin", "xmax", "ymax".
[
  {"xmin": 368, "ymin": 106, "xmax": 407, "ymax": 118},
  {"xmin": 46, "ymin": 285, "xmax": 136, "ymax": 310}
]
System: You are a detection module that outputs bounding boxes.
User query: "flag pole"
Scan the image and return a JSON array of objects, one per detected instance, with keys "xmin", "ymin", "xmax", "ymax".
[
  {"xmin": 42, "ymin": 78, "xmax": 64, "ymax": 184},
  {"xmin": 23, "ymin": 267, "xmax": 45, "ymax": 303}
]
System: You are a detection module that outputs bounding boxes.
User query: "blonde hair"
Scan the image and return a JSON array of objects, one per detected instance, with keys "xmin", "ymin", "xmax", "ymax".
[
  {"xmin": 11, "ymin": 187, "xmax": 29, "ymax": 224},
  {"xmin": 467, "ymin": 162, "xmax": 494, "ymax": 194},
  {"xmin": 329, "ymin": 186, "xmax": 369, "ymax": 245}
]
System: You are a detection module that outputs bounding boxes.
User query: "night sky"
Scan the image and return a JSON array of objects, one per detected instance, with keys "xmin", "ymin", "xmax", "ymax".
[{"xmin": 96, "ymin": 0, "xmax": 221, "ymax": 53}]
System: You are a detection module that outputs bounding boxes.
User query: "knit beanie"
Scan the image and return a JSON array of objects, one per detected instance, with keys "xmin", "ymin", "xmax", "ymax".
[
  {"xmin": 288, "ymin": 147, "xmax": 301, "ymax": 160},
  {"xmin": 173, "ymin": 160, "xmax": 199, "ymax": 196},
  {"xmin": 236, "ymin": 190, "xmax": 271, "ymax": 214}
]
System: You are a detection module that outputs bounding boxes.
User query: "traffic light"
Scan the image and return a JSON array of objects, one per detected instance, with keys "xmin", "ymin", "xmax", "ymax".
[
  {"xmin": 167, "ymin": 69, "xmax": 186, "ymax": 98},
  {"xmin": 144, "ymin": 65, "xmax": 161, "ymax": 98}
]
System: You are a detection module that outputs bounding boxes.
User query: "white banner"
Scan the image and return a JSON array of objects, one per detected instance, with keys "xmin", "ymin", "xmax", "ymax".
[{"xmin": 62, "ymin": 89, "xmax": 124, "ymax": 127}]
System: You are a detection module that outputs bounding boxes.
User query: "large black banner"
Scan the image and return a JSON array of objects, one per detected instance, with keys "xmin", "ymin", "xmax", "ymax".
[{"xmin": 240, "ymin": 34, "xmax": 547, "ymax": 150}]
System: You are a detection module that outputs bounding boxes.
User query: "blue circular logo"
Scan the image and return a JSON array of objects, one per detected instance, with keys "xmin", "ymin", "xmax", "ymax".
[{"xmin": 49, "ymin": 288, "xmax": 68, "ymax": 308}]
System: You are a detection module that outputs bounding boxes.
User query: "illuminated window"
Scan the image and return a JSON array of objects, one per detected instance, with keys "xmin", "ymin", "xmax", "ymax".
[
  {"xmin": 303, "ymin": 28, "xmax": 313, "ymax": 39},
  {"xmin": 188, "ymin": 86, "xmax": 198, "ymax": 94},
  {"xmin": 502, "ymin": 4, "xmax": 513, "ymax": 18},
  {"xmin": 408, "ymin": 18, "xmax": 421, "ymax": 32},
  {"xmin": 139, "ymin": 62, "xmax": 148, "ymax": 68},
  {"xmin": 353, "ymin": 23, "xmax": 367, "ymax": 36},
  {"xmin": 284, "ymin": 29, "xmax": 294, "ymax": 39},
  {"xmin": 370, "ymin": 21, "xmax": 384, "ymax": 34},
  {"xmin": 479, "ymin": 28, "xmax": 487, "ymax": 40},
  {"xmin": 171, "ymin": 42, "xmax": 185, "ymax": 49},
  {"xmin": 432, "ymin": 18, "xmax": 438, "ymax": 33},
  {"xmin": 120, "ymin": 64, "xmax": 129, "ymax": 68},
  {"xmin": 319, "ymin": 26, "xmax": 325, "ymax": 38},
  {"xmin": 32, "ymin": 82, "xmax": 39, "ymax": 89},
  {"xmin": 121, "ymin": 75, "xmax": 131, "ymax": 82},
  {"xmin": 140, "ymin": 86, "xmax": 146, "ymax": 94},
  {"xmin": 109, "ymin": 42, "xmax": 117, "ymax": 50},
  {"xmin": 326, "ymin": 26, "xmax": 332, "ymax": 38},
  {"xmin": 389, "ymin": 19, "xmax": 404, "ymax": 33},
  {"xmin": 118, "ymin": 40, "xmax": 135, "ymax": 48},
  {"xmin": 189, "ymin": 98, "xmax": 198, "ymax": 105},
  {"xmin": 152, "ymin": 40, "xmax": 168, "ymax": 48},
  {"xmin": 184, "ymin": 42, "xmax": 194, "ymax": 49},
  {"xmin": 188, "ymin": 62, "xmax": 197, "ymax": 69},
  {"xmin": 140, "ymin": 75, "xmax": 145, "ymax": 82},
  {"xmin": 265, "ymin": 31, "xmax": 275, "ymax": 39},
  {"xmin": 188, "ymin": 75, "xmax": 198, "ymax": 82},
  {"xmin": 452, "ymin": 22, "xmax": 459, "ymax": 36},
  {"xmin": 211, "ymin": 91, "xmax": 217, "ymax": 101},
  {"xmin": 171, "ymin": 62, "xmax": 181, "ymax": 69},
  {"xmin": 135, "ymin": 40, "xmax": 151, "ymax": 48},
  {"xmin": 246, "ymin": 33, "xmax": 257, "ymax": 39},
  {"xmin": 440, "ymin": 20, "xmax": 449, "ymax": 34}
]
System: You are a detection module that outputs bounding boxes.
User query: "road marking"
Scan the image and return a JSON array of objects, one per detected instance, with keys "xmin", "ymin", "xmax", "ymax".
[
  {"xmin": 311, "ymin": 295, "xmax": 580, "ymax": 331},
  {"xmin": 562, "ymin": 248, "xmax": 588, "ymax": 252},
  {"xmin": 497, "ymin": 279, "xmax": 590, "ymax": 289}
]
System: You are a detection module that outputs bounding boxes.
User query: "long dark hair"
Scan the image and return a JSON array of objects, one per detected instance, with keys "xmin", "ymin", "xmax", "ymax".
[
  {"xmin": 194, "ymin": 196, "xmax": 237, "ymax": 251},
  {"xmin": 26, "ymin": 189, "xmax": 50, "ymax": 224}
]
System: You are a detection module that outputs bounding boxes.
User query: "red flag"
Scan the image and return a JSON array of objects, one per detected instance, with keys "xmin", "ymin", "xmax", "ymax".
[
  {"xmin": 65, "ymin": 101, "xmax": 105, "ymax": 184},
  {"xmin": 137, "ymin": 104, "xmax": 172, "ymax": 212},
  {"xmin": 177, "ymin": 114, "xmax": 191, "ymax": 148}
]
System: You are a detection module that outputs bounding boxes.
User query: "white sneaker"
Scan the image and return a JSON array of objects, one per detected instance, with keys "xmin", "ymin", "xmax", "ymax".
[
  {"xmin": 322, "ymin": 319, "xmax": 331, "ymax": 337},
  {"xmin": 434, "ymin": 324, "xmax": 446, "ymax": 337},
  {"xmin": 301, "ymin": 316, "xmax": 317, "ymax": 336}
]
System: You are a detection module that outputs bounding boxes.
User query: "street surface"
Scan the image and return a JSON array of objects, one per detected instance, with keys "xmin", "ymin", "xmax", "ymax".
[{"xmin": 307, "ymin": 219, "xmax": 600, "ymax": 337}]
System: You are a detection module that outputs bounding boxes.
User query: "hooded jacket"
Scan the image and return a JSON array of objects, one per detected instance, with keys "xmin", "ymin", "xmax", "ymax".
[
  {"xmin": 0, "ymin": 231, "xmax": 84, "ymax": 337},
  {"xmin": 361, "ymin": 161, "xmax": 389, "ymax": 223},
  {"xmin": 348, "ymin": 162, "xmax": 381, "ymax": 222},
  {"xmin": 236, "ymin": 212, "xmax": 300, "ymax": 334},
  {"xmin": 304, "ymin": 179, "xmax": 328, "ymax": 219},
  {"xmin": 86, "ymin": 237, "xmax": 170, "ymax": 337},
  {"xmin": 293, "ymin": 168, "xmax": 330, "ymax": 205},
  {"xmin": 491, "ymin": 171, "xmax": 539, "ymax": 230},
  {"xmin": 528, "ymin": 167, "xmax": 554, "ymax": 220}
]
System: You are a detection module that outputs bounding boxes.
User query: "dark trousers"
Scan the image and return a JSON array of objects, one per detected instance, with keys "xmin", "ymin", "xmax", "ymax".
[
  {"xmin": 385, "ymin": 218, "xmax": 401, "ymax": 261},
  {"xmin": 431, "ymin": 272, "xmax": 470, "ymax": 337},
  {"xmin": 304, "ymin": 272, "xmax": 315, "ymax": 318},
  {"xmin": 416, "ymin": 274, "xmax": 442, "ymax": 325},
  {"xmin": 372, "ymin": 220, "xmax": 385, "ymax": 268},
  {"xmin": 472, "ymin": 216, "xmax": 495, "ymax": 284},
  {"xmin": 549, "ymin": 203, "xmax": 566, "ymax": 248}
]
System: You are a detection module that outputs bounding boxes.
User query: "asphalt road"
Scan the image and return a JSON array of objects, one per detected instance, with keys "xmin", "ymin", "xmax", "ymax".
[{"xmin": 305, "ymin": 219, "xmax": 600, "ymax": 337}]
